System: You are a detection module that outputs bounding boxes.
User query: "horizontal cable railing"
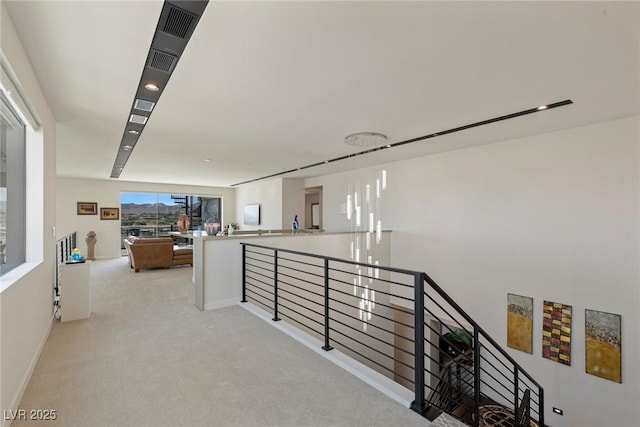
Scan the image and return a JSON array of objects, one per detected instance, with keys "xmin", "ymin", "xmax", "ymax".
[{"xmin": 241, "ymin": 242, "xmax": 544, "ymax": 427}]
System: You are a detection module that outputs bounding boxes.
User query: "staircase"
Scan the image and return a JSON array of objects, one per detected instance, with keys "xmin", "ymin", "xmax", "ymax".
[
  {"xmin": 170, "ymin": 194, "xmax": 188, "ymax": 209},
  {"xmin": 170, "ymin": 195, "xmax": 203, "ymax": 229},
  {"xmin": 239, "ymin": 242, "xmax": 544, "ymax": 427}
]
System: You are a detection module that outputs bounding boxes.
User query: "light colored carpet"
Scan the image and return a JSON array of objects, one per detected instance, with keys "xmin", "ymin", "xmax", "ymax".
[
  {"xmin": 432, "ymin": 413, "xmax": 469, "ymax": 427},
  {"xmin": 14, "ymin": 257, "xmax": 427, "ymax": 427}
]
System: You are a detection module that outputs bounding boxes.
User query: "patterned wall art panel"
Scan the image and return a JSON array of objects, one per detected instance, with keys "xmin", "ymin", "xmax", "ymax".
[
  {"xmin": 542, "ymin": 301, "xmax": 572, "ymax": 365},
  {"xmin": 507, "ymin": 294, "xmax": 533, "ymax": 354},
  {"xmin": 585, "ymin": 309, "xmax": 621, "ymax": 383}
]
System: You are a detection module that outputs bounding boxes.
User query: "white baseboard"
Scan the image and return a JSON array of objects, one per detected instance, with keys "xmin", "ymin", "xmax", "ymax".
[
  {"xmin": 239, "ymin": 302, "xmax": 414, "ymax": 408},
  {"xmin": 3, "ymin": 314, "xmax": 54, "ymax": 427},
  {"xmin": 204, "ymin": 297, "xmax": 241, "ymax": 311}
]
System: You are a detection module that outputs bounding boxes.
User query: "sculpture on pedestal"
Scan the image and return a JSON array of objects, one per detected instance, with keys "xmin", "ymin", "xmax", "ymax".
[
  {"xmin": 85, "ymin": 231, "xmax": 97, "ymax": 261},
  {"xmin": 177, "ymin": 214, "xmax": 190, "ymax": 234}
]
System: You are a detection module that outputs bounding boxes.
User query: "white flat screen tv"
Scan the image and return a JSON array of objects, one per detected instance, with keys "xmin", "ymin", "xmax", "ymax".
[{"xmin": 243, "ymin": 204, "xmax": 260, "ymax": 226}]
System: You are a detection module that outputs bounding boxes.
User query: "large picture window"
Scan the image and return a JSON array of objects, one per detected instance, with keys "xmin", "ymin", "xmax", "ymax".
[
  {"xmin": 120, "ymin": 192, "xmax": 222, "ymax": 241},
  {"xmin": 0, "ymin": 91, "xmax": 26, "ymax": 276}
]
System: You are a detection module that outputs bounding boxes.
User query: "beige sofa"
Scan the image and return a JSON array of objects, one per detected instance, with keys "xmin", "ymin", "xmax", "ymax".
[{"xmin": 123, "ymin": 237, "xmax": 193, "ymax": 272}]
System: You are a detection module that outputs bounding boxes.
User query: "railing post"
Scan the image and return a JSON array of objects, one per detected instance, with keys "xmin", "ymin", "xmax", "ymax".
[
  {"xmin": 241, "ymin": 244, "xmax": 247, "ymax": 303},
  {"xmin": 539, "ymin": 387, "xmax": 545, "ymax": 427},
  {"xmin": 272, "ymin": 249, "xmax": 280, "ymax": 321},
  {"xmin": 410, "ymin": 273, "xmax": 427, "ymax": 414},
  {"xmin": 321, "ymin": 259, "xmax": 333, "ymax": 351},
  {"xmin": 514, "ymin": 369, "xmax": 520, "ymax": 426},
  {"xmin": 473, "ymin": 327, "xmax": 480, "ymax": 427}
]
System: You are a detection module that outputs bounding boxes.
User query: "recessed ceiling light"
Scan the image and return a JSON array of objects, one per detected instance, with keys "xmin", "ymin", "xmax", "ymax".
[
  {"xmin": 203, "ymin": 158, "xmax": 211, "ymax": 162},
  {"xmin": 123, "ymin": 145, "xmax": 132, "ymax": 151},
  {"xmin": 128, "ymin": 129, "xmax": 140, "ymax": 135},
  {"xmin": 537, "ymin": 105, "xmax": 548, "ymax": 110},
  {"xmin": 144, "ymin": 83, "xmax": 160, "ymax": 91}
]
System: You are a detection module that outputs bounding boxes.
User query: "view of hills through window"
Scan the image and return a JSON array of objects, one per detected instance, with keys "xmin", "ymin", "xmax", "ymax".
[{"xmin": 121, "ymin": 193, "xmax": 221, "ymax": 238}]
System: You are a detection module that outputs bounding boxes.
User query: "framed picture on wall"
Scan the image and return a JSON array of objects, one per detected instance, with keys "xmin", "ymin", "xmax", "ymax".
[
  {"xmin": 585, "ymin": 309, "xmax": 621, "ymax": 383},
  {"xmin": 542, "ymin": 300, "xmax": 572, "ymax": 366},
  {"xmin": 77, "ymin": 202, "xmax": 98, "ymax": 215},
  {"xmin": 100, "ymin": 207, "xmax": 120, "ymax": 220},
  {"xmin": 507, "ymin": 293, "xmax": 533, "ymax": 354}
]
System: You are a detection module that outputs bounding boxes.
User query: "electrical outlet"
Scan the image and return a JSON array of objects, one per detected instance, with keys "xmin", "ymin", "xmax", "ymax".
[{"xmin": 553, "ymin": 407, "xmax": 564, "ymax": 415}]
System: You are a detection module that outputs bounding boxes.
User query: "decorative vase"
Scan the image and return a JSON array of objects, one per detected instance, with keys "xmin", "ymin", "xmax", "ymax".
[{"xmin": 204, "ymin": 218, "xmax": 220, "ymax": 236}]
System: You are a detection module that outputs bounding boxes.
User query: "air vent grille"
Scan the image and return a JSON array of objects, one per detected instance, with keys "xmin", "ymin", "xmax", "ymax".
[
  {"xmin": 163, "ymin": 6, "xmax": 195, "ymax": 39},
  {"xmin": 148, "ymin": 50, "xmax": 177, "ymax": 73},
  {"xmin": 129, "ymin": 114, "xmax": 148, "ymax": 125},
  {"xmin": 112, "ymin": 0, "xmax": 209, "ymax": 179},
  {"xmin": 134, "ymin": 99, "xmax": 155, "ymax": 112}
]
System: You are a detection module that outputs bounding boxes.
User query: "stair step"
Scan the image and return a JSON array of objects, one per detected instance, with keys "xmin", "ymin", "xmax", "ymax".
[
  {"xmin": 432, "ymin": 412, "xmax": 470, "ymax": 427},
  {"xmin": 478, "ymin": 404, "xmax": 540, "ymax": 427}
]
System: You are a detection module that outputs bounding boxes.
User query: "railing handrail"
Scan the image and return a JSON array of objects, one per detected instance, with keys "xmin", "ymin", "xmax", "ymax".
[
  {"xmin": 421, "ymin": 272, "xmax": 543, "ymax": 390},
  {"xmin": 241, "ymin": 242, "xmax": 541, "ymax": 391},
  {"xmin": 240, "ymin": 242, "xmax": 544, "ymax": 424},
  {"xmin": 241, "ymin": 242, "xmax": 425, "ymax": 277},
  {"xmin": 54, "ymin": 231, "xmax": 77, "ymax": 319}
]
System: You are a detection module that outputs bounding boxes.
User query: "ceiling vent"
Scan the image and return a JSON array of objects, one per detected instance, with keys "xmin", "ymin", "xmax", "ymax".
[
  {"xmin": 148, "ymin": 49, "xmax": 178, "ymax": 73},
  {"xmin": 162, "ymin": 6, "xmax": 196, "ymax": 39},
  {"xmin": 110, "ymin": 0, "xmax": 209, "ymax": 179},
  {"xmin": 134, "ymin": 99, "xmax": 155, "ymax": 112},
  {"xmin": 129, "ymin": 114, "xmax": 148, "ymax": 125}
]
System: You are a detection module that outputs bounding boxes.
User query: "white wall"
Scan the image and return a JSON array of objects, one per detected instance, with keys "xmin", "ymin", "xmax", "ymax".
[
  {"xmin": 195, "ymin": 231, "xmax": 391, "ymax": 311},
  {"xmin": 0, "ymin": 4, "xmax": 57, "ymax": 423},
  {"xmin": 235, "ymin": 177, "xmax": 307, "ymax": 231},
  {"xmin": 234, "ymin": 178, "xmax": 282, "ymax": 230},
  {"xmin": 305, "ymin": 116, "xmax": 640, "ymax": 427},
  {"xmin": 56, "ymin": 177, "xmax": 235, "ymax": 259},
  {"xmin": 281, "ymin": 178, "xmax": 305, "ymax": 229}
]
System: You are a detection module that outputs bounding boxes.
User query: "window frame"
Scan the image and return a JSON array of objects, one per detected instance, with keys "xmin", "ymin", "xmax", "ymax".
[{"xmin": 0, "ymin": 90, "xmax": 26, "ymax": 276}]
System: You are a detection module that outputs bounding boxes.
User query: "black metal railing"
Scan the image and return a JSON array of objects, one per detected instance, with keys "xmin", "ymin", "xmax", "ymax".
[
  {"xmin": 240, "ymin": 242, "xmax": 544, "ymax": 427},
  {"xmin": 54, "ymin": 232, "xmax": 77, "ymax": 318}
]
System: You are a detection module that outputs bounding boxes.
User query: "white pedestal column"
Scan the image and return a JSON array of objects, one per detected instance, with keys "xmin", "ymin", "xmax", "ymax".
[{"xmin": 60, "ymin": 261, "xmax": 91, "ymax": 322}]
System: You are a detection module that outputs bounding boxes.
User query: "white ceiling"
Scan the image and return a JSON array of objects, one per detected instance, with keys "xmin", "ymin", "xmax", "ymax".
[{"xmin": 5, "ymin": 1, "xmax": 639, "ymax": 187}]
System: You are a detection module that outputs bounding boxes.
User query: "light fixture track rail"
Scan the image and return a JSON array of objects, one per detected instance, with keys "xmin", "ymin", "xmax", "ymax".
[
  {"xmin": 232, "ymin": 100, "xmax": 573, "ymax": 186},
  {"xmin": 110, "ymin": 0, "xmax": 209, "ymax": 179}
]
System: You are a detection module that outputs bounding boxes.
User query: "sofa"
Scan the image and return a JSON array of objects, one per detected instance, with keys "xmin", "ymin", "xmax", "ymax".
[{"xmin": 123, "ymin": 237, "xmax": 193, "ymax": 272}]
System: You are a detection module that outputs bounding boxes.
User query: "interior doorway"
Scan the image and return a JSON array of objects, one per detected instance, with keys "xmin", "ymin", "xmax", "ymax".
[{"xmin": 304, "ymin": 186, "xmax": 323, "ymax": 230}]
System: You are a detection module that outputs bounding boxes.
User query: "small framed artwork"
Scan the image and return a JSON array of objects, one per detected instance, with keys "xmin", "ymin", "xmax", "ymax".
[
  {"xmin": 100, "ymin": 207, "xmax": 120, "ymax": 220},
  {"xmin": 542, "ymin": 300, "xmax": 572, "ymax": 366},
  {"xmin": 77, "ymin": 202, "xmax": 98, "ymax": 215},
  {"xmin": 507, "ymin": 293, "xmax": 533, "ymax": 354},
  {"xmin": 585, "ymin": 309, "xmax": 621, "ymax": 383}
]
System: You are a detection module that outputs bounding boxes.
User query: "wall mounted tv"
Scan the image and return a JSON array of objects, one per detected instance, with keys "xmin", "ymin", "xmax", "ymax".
[{"xmin": 243, "ymin": 204, "xmax": 260, "ymax": 226}]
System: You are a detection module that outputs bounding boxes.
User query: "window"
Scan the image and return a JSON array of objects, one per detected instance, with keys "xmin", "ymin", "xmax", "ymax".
[
  {"xmin": 0, "ymin": 91, "xmax": 26, "ymax": 275},
  {"xmin": 120, "ymin": 192, "xmax": 222, "ymax": 241}
]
